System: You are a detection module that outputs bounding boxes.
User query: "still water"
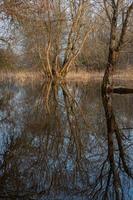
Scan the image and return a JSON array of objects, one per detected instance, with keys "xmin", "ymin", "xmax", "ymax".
[{"xmin": 0, "ymin": 80, "xmax": 133, "ymax": 200}]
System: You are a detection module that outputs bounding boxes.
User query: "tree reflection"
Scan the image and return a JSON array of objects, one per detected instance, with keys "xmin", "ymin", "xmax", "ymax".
[
  {"xmin": 0, "ymin": 81, "xmax": 133, "ymax": 199},
  {"xmin": 98, "ymin": 90, "xmax": 133, "ymax": 200}
]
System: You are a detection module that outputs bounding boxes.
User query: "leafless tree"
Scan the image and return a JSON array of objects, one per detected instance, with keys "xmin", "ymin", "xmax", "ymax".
[
  {"xmin": 101, "ymin": 0, "xmax": 133, "ymax": 91},
  {"xmin": 1, "ymin": 0, "xmax": 94, "ymax": 78}
]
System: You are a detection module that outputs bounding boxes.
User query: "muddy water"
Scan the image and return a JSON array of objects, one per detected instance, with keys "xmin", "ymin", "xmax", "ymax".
[{"xmin": 0, "ymin": 80, "xmax": 133, "ymax": 200}]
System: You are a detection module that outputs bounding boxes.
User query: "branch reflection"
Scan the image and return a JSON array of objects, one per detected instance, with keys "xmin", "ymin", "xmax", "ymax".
[{"xmin": 0, "ymin": 81, "xmax": 133, "ymax": 199}]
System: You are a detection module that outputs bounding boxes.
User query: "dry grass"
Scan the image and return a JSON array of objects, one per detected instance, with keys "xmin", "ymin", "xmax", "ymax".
[
  {"xmin": 66, "ymin": 70, "xmax": 103, "ymax": 82},
  {"xmin": 66, "ymin": 67, "xmax": 133, "ymax": 82},
  {"xmin": 0, "ymin": 69, "xmax": 103, "ymax": 84},
  {"xmin": 0, "ymin": 67, "xmax": 133, "ymax": 84},
  {"xmin": 0, "ymin": 69, "xmax": 43, "ymax": 84},
  {"xmin": 114, "ymin": 67, "xmax": 133, "ymax": 80}
]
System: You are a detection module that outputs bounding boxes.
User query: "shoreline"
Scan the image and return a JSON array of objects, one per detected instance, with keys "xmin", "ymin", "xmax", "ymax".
[{"xmin": 0, "ymin": 68, "xmax": 133, "ymax": 83}]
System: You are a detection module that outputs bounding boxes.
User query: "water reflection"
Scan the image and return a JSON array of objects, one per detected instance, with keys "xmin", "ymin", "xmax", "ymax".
[
  {"xmin": 0, "ymin": 80, "xmax": 133, "ymax": 199},
  {"xmin": 102, "ymin": 90, "xmax": 133, "ymax": 200}
]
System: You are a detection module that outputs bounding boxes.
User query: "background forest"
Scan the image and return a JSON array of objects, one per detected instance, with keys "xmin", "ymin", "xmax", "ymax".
[{"xmin": 0, "ymin": 0, "xmax": 133, "ymax": 78}]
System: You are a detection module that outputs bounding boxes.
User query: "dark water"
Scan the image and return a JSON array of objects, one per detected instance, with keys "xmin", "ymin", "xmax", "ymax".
[{"xmin": 0, "ymin": 80, "xmax": 133, "ymax": 200}]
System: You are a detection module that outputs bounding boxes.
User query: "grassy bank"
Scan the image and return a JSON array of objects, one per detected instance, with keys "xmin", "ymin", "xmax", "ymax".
[{"xmin": 0, "ymin": 67, "xmax": 133, "ymax": 83}]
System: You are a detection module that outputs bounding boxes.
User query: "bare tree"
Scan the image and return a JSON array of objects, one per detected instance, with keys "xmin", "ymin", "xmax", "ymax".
[
  {"xmin": 102, "ymin": 0, "xmax": 133, "ymax": 92},
  {"xmin": 2, "ymin": 0, "xmax": 94, "ymax": 78}
]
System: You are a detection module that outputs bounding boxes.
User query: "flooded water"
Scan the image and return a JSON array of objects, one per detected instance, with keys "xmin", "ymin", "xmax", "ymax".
[{"xmin": 0, "ymin": 80, "xmax": 133, "ymax": 200}]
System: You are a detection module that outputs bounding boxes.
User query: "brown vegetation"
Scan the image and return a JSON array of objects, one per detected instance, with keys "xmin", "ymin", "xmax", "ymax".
[
  {"xmin": 0, "ymin": 0, "xmax": 132, "ymax": 81},
  {"xmin": 1, "ymin": 67, "xmax": 133, "ymax": 84}
]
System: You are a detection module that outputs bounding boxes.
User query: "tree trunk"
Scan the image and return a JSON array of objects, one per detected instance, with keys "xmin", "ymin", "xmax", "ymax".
[{"xmin": 102, "ymin": 1, "xmax": 133, "ymax": 93}]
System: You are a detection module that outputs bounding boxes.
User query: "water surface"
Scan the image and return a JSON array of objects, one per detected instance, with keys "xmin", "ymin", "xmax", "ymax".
[{"xmin": 0, "ymin": 80, "xmax": 133, "ymax": 200}]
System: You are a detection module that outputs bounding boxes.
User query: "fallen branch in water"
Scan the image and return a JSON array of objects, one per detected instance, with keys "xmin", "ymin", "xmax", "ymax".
[{"xmin": 113, "ymin": 87, "xmax": 133, "ymax": 94}]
